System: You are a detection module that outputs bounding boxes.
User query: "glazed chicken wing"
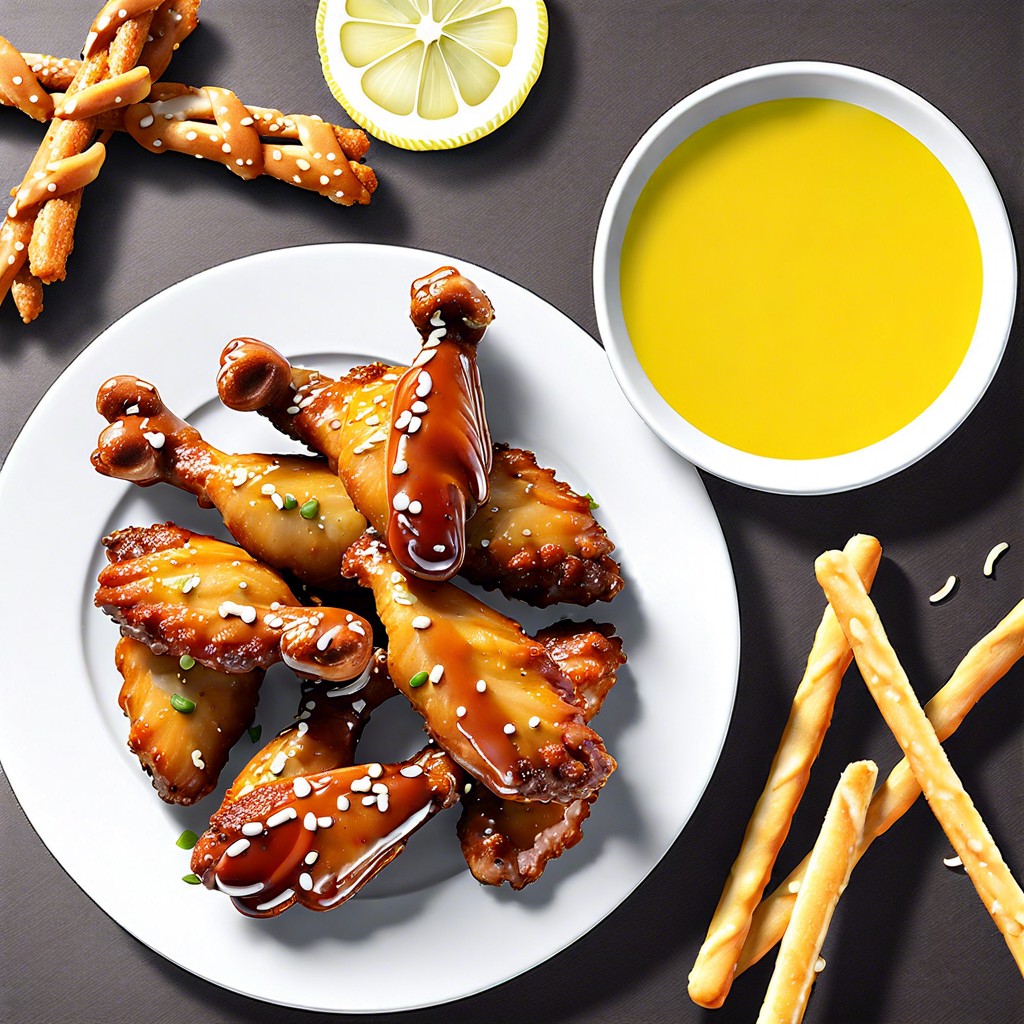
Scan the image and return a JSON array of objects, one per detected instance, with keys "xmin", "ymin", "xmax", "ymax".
[
  {"xmin": 225, "ymin": 648, "xmax": 396, "ymax": 803},
  {"xmin": 115, "ymin": 636, "xmax": 262, "ymax": 805},
  {"xmin": 216, "ymin": 340, "xmax": 622, "ymax": 606},
  {"xmin": 92, "ymin": 375, "xmax": 367, "ymax": 588},
  {"xmin": 342, "ymin": 533, "xmax": 616, "ymax": 803},
  {"xmin": 457, "ymin": 622, "xmax": 625, "ymax": 889},
  {"xmin": 191, "ymin": 746, "xmax": 462, "ymax": 916},
  {"xmin": 383, "ymin": 266, "xmax": 493, "ymax": 582},
  {"xmin": 96, "ymin": 523, "xmax": 373, "ymax": 680}
]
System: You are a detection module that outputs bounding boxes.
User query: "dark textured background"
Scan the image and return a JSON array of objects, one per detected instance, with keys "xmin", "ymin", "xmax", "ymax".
[{"xmin": 1, "ymin": 2, "xmax": 1021, "ymax": 1021}]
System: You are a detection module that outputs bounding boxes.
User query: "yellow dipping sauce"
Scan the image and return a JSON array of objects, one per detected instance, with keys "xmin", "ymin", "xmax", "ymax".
[{"xmin": 620, "ymin": 98, "xmax": 982, "ymax": 459}]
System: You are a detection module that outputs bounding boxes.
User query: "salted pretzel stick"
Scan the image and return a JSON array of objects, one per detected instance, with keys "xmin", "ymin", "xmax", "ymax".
[
  {"xmin": 688, "ymin": 534, "xmax": 881, "ymax": 1008},
  {"xmin": 738, "ymin": 594, "xmax": 1024, "ymax": 974},
  {"xmin": 0, "ymin": 4, "xmax": 157, "ymax": 318},
  {"xmin": 816, "ymin": 550, "xmax": 1024, "ymax": 969},
  {"xmin": 29, "ymin": 1, "xmax": 162, "ymax": 286},
  {"xmin": 756, "ymin": 760, "xmax": 877, "ymax": 1024}
]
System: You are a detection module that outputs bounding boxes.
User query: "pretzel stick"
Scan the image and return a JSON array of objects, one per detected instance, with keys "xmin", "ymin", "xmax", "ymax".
[
  {"xmin": 756, "ymin": 760, "xmax": 877, "ymax": 1024},
  {"xmin": 688, "ymin": 534, "xmax": 881, "ymax": 1008},
  {"xmin": 0, "ymin": 4, "xmax": 160, "ymax": 319},
  {"xmin": 816, "ymin": 550, "xmax": 1024, "ymax": 970},
  {"xmin": 738, "ymin": 595, "xmax": 1024, "ymax": 974},
  {"xmin": 29, "ymin": 2, "xmax": 160, "ymax": 286}
]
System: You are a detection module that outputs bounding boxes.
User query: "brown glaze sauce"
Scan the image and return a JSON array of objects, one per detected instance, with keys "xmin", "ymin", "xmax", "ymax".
[
  {"xmin": 385, "ymin": 267, "xmax": 494, "ymax": 582},
  {"xmin": 194, "ymin": 748, "xmax": 460, "ymax": 916}
]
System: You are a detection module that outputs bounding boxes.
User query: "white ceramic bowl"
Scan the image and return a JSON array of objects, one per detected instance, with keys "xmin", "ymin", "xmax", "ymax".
[{"xmin": 594, "ymin": 62, "xmax": 1016, "ymax": 494}]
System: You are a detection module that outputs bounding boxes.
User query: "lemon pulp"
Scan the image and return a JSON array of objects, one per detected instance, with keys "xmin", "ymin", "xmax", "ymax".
[
  {"xmin": 620, "ymin": 98, "xmax": 983, "ymax": 460},
  {"xmin": 318, "ymin": 0, "xmax": 547, "ymax": 150}
]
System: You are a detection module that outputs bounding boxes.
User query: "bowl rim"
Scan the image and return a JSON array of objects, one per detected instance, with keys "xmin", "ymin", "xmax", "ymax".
[{"xmin": 593, "ymin": 60, "xmax": 1017, "ymax": 495}]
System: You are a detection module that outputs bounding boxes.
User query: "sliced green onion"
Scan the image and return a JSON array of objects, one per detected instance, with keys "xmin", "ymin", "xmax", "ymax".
[
  {"xmin": 248, "ymin": 724, "xmax": 263, "ymax": 744},
  {"xmin": 175, "ymin": 829, "xmax": 199, "ymax": 850},
  {"xmin": 170, "ymin": 693, "xmax": 196, "ymax": 714},
  {"xmin": 283, "ymin": 493, "xmax": 298, "ymax": 510},
  {"xmin": 584, "ymin": 492, "xmax": 599, "ymax": 510},
  {"xmin": 299, "ymin": 498, "xmax": 320, "ymax": 520},
  {"xmin": 178, "ymin": 654, "xmax": 196, "ymax": 671},
  {"xmin": 181, "ymin": 873, "xmax": 202, "ymax": 885},
  {"xmin": 409, "ymin": 670, "xmax": 429, "ymax": 688}
]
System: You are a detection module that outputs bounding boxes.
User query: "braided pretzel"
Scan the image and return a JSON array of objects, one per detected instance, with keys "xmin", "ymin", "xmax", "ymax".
[
  {"xmin": 1, "ymin": 49, "xmax": 376, "ymax": 211},
  {"xmin": 122, "ymin": 85, "xmax": 375, "ymax": 204}
]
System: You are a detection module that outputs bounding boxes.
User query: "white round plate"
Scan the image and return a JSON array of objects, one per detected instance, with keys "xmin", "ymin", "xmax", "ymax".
[
  {"xmin": 594, "ymin": 62, "xmax": 1017, "ymax": 494},
  {"xmin": 0, "ymin": 244, "xmax": 739, "ymax": 1013}
]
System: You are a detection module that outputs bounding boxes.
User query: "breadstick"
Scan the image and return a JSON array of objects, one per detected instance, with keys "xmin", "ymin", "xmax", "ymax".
[
  {"xmin": 756, "ymin": 760, "xmax": 877, "ymax": 1024},
  {"xmin": 688, "ymin": 534, "xmax": 882, "ymax": 1008},
  {"xmin": 738, "ymin": 595, "xmax": 1024, "ymax": 974},
  {"xmin": 816, "ymin": 550, "xmax": 1024, "ymax": 970}
]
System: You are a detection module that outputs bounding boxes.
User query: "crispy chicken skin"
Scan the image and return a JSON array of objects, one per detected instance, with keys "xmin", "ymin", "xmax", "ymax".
[
  {"xmin": 224, "ymin": 649, "xmax": 396, "ymax": 803},
  {"xmin": 457, "ymin": 623, "xmax": 625, "ymax": 889},
  {"xmin": 216, "ymin": 339, "xmax": 622, "ymax": 606},
  {"xmin": 191, "ymin": 746, "xmax": 462, "ymax": 917},
  {"xmin": 92, "ymin": 374, "xmax": 367, "ymax": 588},
  {"xmin": 115, "ymin": 637, "xmax": 262, "ymax": 805},
  {"xmin": 342, "ymin": 532, "xmax": 616, "ymax": 803},
  {"xmin": 96, "ymin": 523, "xmax": 373, "ymax": 680}
]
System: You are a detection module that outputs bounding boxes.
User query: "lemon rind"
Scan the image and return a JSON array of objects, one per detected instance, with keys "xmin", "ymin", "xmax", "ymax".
[{"xmin": 316, "ymin": 0, "xmax": 549, "ymax": 151}]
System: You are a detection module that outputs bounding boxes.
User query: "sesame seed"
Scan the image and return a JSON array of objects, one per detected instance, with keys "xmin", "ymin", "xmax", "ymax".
[
  {"xmin": 412, "ymin": 616, "xmax": 431, "ymax": 630},
  {"xmin": 371, "ymin": 782, "xmax": 388, "ymax": 794},
  {"xmin": 367, "ymin": 763, "xmax": 384, "ymax": 778},
  {"xmin": 241, "ymin": 821, "xmax": 263, "ymax": 836},
  {"xmin": 269, "ymin": 752, "xmax": 287, "ymax": 775},
  {"xmin": 429, "ymin": 664, "xmax": 444, "ymax": 684},
  {"xmin": 267, "ymin": 806, "xmax": 297, "ymax": 828},
  {"xmin": 456, "ymin": 706, "xmax": 467, "ymax": 718},
  {"xmin": 226, "ymin": 838, "xmax": 250, "ymax": 858},
  {"xmin": 392, "ymin": 460, "xmax": 408, "ymax": 475},
  {"xmin": 316, "ymin": 624, "xmax": 343, "ymax": 651},
  {"xmin": 393, "ymin": 492, "xmax": 410, "ymax": 512},
  {"xmin": 503, "ymin": 723, "xmax": 516, "ymax": 735},
  {"xmin": 337, "ymin": 795, "xmax": 350, "ymax": 811},
  {"xmin": 400, "ymin": 765, "xmax": 424, "ymax": 778},
  {"xmin": 529, "ymin": 716, "xmax": 541, "ymax": 728},
  {"xmin": 317, "ymin": 816, "xmax": 333, "ymax": 828},
  {"xmin": 293, "ymin": 777, "xmax": 312, "ymax": 798},
  {"xmin": 476, "ymin": 680, "xmax": 487, "ymax": 693},
  {"xmin": 351, "ymin": 776, "xmax": 372, "ymax": 792},
  {"xmin": 297, "ymin": 158, "xmax": 311, "ymax": 171},
  {"xmin": 191, "ymin": 749, "xmax": 205, "ymax": 769},
  {"xmin": 298, "ymin": 872, "xmax": 313, "ymax": 891},
  {"xmin": 349, "ymin": 621, "xmax": 366, "ymax": 636},
  {"xmin": 304, "ymin": 851, "xmax": 319, "ymax": 865},
  {"xmin": 143, "ymin": 430, "xmax": 165, "ymax": 449},
  {"xmin": 261, "ymin": 483, "xmax": 276, "ymax": 495},
  {"xmin": 303, "ymin": 812, "xmax": 318, "ymax": 831},
  {"xmin": 361, "ymin": 794, "xmax": 377, "ymax": 806},
  {"xmin": 408, "ymin": 500, "xmax": 423, "ymax": 514},
  {"xmin": 378, "ymin": 794, "xmax": 390, "ymax": 812}
]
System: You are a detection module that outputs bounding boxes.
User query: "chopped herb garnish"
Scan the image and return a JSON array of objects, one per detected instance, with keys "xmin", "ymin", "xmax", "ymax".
[
  {"xmin": 175, "ymin": 829, "xmax": 199, "ymax": 850},
  {"xmin": 409, "ymin": 670, "xmax": 429, "ymax": 688},
  {"xmin": 178, "ymin": 654, "xmax": 196, "ymax": 671},
  {"xmin": 283, "ymin": 493, "xmax": 298, "ymax": 510},
  {"xmin": 181, "ymin": 873, "xmax": 202, "ymax": 885},
  {"xmin": 170, "ymin": 693, "xmax": 196, "ymax": 714},
  {"xmin": 584, "ymin": 492, "xmax": 599, "ymax": 510},
  {"xmin": 248, "ymin": 724, "xmax": 263, "ymax": 744},
  {"xmin": 299, "ymin": 498, "xmax": 320, "ymax": 520}
]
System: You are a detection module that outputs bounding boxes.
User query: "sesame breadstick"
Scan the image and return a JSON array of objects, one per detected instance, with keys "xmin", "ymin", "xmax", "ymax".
[
  {"xmin": 738, "ymin": 595, "xmax": 1024, "ymax": 975},
  {"xmin": 756, "ymin": 761, "xmax": 877, "ymax": 1024},
  {"xmin": 815, "ymin": 550, "xmax": 1024, "ymax": 971},
  {"xmin": 688, "ymin": 534, "xmax": 881, "ymax": 1009}
]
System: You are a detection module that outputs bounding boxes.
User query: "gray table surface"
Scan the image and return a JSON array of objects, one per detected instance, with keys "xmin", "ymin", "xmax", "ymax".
[{"xmin": 1, "ymin": 2, "xmax": 1022, "ymax": 1022}]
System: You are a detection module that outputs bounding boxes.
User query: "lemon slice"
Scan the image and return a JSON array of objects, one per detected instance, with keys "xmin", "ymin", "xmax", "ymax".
[{"xmin": 316, "ymin": 0, "xmax": 548, "ymax": 150}]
